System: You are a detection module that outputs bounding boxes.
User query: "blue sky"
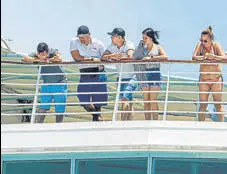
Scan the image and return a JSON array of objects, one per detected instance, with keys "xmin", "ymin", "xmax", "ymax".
[{"xmin": 2, "ymin": 0, "xmax": 227, "ymax": 61}]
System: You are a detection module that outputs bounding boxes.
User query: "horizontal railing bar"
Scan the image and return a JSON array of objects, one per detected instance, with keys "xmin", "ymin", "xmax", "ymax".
[
  {"xmin": 1, "ymin": 90, "xmax": 227, "ymax": 96},
  {"xmin": 2, "ymin": 71, "xmax": 227, "ymax": 76},
  {"xmin": 2, "ymin": 100, "xmax": 227, "ymax": 106},
  {"xmin": 2, "ymin": 59, "xmax": 227, "ymax": 65},
  {"xmin": 1, "ymin": 110, "xmax": 226, "ymax": 116},
  {"xmin": 1, "ymin": 80, "xmax": 226, "ymax": 86}
]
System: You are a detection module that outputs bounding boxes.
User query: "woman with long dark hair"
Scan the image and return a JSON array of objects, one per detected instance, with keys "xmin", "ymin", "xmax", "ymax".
[{"xmin": 134, "ymin": 28, "xmax": 168, "ymax": 120}]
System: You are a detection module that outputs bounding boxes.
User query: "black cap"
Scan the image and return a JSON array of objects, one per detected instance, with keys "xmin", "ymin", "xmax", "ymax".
[
  {"xmin": 77, "ymin": 25, "xmax": 90, "ymax": 36},
  {"xmin": 37, "ymin": 42, "xmax": 49, "ymax": 53},
  {"xmin": 107, "ymin": 28, "xmax": 125, "ymax": 37}
]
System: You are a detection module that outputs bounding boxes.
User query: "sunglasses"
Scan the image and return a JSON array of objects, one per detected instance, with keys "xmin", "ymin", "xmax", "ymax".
[{"xmin": 200, "ymin": 39, "xmax": 208, "ymax": 43}]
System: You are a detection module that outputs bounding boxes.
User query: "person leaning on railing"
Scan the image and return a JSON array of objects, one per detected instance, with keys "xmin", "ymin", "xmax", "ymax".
[
  {"xmin": 70, "ymin": 25, "xmax": 108, "ymax": 121},
  {"xmin": 102, "ymin": 28, "xmax": 137, "ymax": 121},
  {"xmin": 22, "ymin": 42, "xmax": 68, "ymax": 123},
  {"xmin": 133, "ymin": 28, "xmax": 168, "ymax": 120},
  {"xmin": 192, "ymin": 26, "xmax": 226, "ymax": 122}
]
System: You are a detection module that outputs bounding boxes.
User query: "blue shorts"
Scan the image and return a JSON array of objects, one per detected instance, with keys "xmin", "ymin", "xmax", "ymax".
[
  {"xmin": 39, "ymin": 84, "xmax": 68, "ymax": 113},
  {"xmin": 141, "ymin": 68, "xmax": 162, "ymax": 88},
  {"xmin": 117, "ymin": 76, "xmax": 137, "ymax": 101},
  {"xmin": 77, "ymin": 74, "xmax": 108, "ymax": 107}
]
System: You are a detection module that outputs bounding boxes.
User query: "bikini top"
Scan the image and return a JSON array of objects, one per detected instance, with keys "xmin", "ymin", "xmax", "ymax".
[{"xmin": 199, "ymin": 42, "xmax": 217, "ymax": 56}]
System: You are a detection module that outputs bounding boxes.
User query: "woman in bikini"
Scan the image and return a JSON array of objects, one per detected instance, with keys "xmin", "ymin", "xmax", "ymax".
[{"xmin": 192, "ymin": 26, "xmax": 226, "ymax": 121}]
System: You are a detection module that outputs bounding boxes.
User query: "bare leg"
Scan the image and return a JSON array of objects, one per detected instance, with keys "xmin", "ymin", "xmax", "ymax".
[
  {"xmin": 142, "ymin": 87, "xmax": 152, "ymax": 120},
  {"xmin": 126, "ymin": 103, "xmax": 133, "ymax": 120},
  {"xmin": 36, "ymin": 108, "xmax": 47, "ymax": 123},
  {"xmin": 150, "ymin": 86, "xmax": 160, "ymax": 120},
  {"xmin": 121, "ymin": 98, "xmax": 133, "ymax": 121},
  {"xmin": 198, "ymin": 82, "xmax": 210, "ymax": 121},
  {"xmin": 121, "ymin": 98, "xmax": 132, "ymax": 120},
  {"xmin": 212, "ymin": 78, "xmax": 224, "ymax": 122}
]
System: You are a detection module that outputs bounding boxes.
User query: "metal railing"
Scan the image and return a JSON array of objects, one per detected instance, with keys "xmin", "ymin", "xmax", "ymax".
[{"xmin": 1, "ymin": 58, "xmax": 227, "ymax": 123}]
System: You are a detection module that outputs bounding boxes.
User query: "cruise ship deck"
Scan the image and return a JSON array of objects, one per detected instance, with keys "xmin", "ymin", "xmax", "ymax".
[{"xmin": 1, "ymin": 41, "xmax": 227, "ymax": 174}]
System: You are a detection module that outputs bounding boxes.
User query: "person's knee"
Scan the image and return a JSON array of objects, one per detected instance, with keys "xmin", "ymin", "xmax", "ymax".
[
  {"xmin": 199, "ymin": 104, "xmax": 207, "ymax": 110},
  {"xmin": 38, "ymin": 108, "xmax": 47, "ymax": 113},
  {"xmin": 215, "ymin": 104, "xmax": 223, "ymax": 111}
]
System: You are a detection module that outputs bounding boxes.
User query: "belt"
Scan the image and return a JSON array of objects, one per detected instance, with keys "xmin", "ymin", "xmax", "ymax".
[
  {"xmin": 80, "ymin": 67, "xmax": 99, "ymax": 73},
  {"xmin": 80, "ymin": 65, "xmax": 104, "ymax": 73}
]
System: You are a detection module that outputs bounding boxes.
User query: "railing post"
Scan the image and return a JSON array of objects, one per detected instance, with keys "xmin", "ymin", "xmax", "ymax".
[
  {"xmin": 30, "ymin": 65, "xmax": 42, "ymax": 124},
  {"xmin": 112, "ymin": 63, "xmax": 123, "ymax": 121},
  {"xmin": 163, "ymin": 63, "xmax": 170, "ymax": 120},
  {"xmin": 196, "ymin": 92, "xmax": 200, "ymax": 121}
]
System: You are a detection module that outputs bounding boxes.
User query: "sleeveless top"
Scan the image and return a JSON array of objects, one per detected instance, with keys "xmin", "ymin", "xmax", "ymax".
[{"xmin": 144, "ymin": 43, "xmax": 160, "ymax": 69}]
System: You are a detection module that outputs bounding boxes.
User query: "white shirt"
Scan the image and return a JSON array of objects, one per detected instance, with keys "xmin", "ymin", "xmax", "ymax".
[
  {"xmin": 106, "ymin": 40, "xmax": 135, "ymax": 78},
  {"xmin": 70, "ymin": 37, "xmax": 105, "ymax": 69}
]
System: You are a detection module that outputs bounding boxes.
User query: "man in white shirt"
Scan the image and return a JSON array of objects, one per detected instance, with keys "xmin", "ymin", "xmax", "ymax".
[
  {"xmin": 70, "ymin": 25, "xmax": 107, "ymax": 121},
  {"xmin": 102, "ymin": 28, "xmax": 137, "ymax": 120}
]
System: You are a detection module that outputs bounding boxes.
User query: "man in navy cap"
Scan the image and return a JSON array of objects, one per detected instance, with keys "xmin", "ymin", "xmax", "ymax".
[
  {"xmin": 102, "ymin": 28, "xmax": 137, "ymax": 121},
  {"xmin": 70, "ymin": 25, "xmax": 108, "ymax": 121}
]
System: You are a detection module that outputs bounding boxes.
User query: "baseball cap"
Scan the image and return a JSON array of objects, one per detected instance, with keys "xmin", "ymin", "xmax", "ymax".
[
  {"xmin": 77, "ymin": 25, "xmax": 90, "ymax": 36},
  {"xmin": 107, "ymin": 28, "xmax": 125, "ymax": 37},
  {"xmin": 37, "ymin": 42, "xmax": 49, "ymax": 53}
]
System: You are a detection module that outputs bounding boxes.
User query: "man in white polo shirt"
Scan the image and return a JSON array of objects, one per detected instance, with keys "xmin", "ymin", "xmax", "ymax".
[
  {"xmin": 70, "ymin": 25, "xmax": 108, "ymax": 121},
  {"xmin": 102, "ymin": 28, "xmax": 137, "ymax": 120}
]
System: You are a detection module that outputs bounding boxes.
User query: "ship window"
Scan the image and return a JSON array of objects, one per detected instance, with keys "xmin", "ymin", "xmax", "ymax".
[
  {"xmin": 152, "ymin": 158, "xmax": 227, "ymax": 174},
  {"xmin": 3, "ymin": 159, "xmax": 71, "ymax": 174},
  {"xmin": 76, "ymin": 157, "xmax": 147, "ymax": 174}
]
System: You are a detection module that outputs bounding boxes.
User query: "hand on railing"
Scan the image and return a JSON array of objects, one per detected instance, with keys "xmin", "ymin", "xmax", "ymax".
[
  {"xmin": 21, "ymin": 56, "xmax": 40, "ymax": 63},
  {"xmin": 49, "ymin": 56, "xmax": 63, "ymax": 63}
]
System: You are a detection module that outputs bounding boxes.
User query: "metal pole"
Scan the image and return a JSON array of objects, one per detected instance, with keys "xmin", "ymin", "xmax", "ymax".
[
  {"xmin": 30, "ymin": 65, "xmax": 42, "ymax": 124},
  {"xmin": 163, "ymin": 63, "xmax": 170, "ymax": 120},
  {"xmin": 112, "ymin": 63, "xmax": 123, "ymax": 121},
  {"xmin": 196, "ymin": 93, "xmax": 200, "ymax": 121}
]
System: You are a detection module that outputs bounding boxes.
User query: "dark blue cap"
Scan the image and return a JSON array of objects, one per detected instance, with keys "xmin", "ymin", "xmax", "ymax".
[
  {"xmin": 77, "ymin": 25, "xmax": 90, "ymax": 36},
  {"xmin": 107, "ymin": 28, "xmax": 125, "ymax": 37}
]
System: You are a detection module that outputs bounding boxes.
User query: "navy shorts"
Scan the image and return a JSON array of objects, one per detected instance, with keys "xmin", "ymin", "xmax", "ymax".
[
  {"xmin": 77, "ymin": 74, "xmax": 108, "ymax": 107},
  {"xmin": 141, "ymin": 68, "xmax": 162, "ymax": 88}
]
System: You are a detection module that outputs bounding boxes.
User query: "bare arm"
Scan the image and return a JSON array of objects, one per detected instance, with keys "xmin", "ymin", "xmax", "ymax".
[
  {"xmin": 101, "ymin": 50, "xmax": 115, "ymax": 60},
  {"xmin": 49, "ymin": 52, "xmax": 63, "ymax": 63},
  {"xmin": 192, "ymin": 43, "xmax": 205, "ymax": 61},
  {"xmin": 71, "ymin": 50, "xmax": 92, "ymax": 61},
  {"xmin": 153, "ymin": 45, "xmax": 168, "ymax": 60},
  {"xmin": 212, "ymin": 42, "xmax": 226, "ymax": 60},
  {"xmin": 22, "ymin": 55, "xmax": 36, "ymax": 62}
]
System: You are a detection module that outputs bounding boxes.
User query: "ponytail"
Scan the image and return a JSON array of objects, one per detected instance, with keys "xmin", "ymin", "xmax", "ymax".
[{"xmin": 201, "ymin": 25, "xmax": 214, "ymax": 40}]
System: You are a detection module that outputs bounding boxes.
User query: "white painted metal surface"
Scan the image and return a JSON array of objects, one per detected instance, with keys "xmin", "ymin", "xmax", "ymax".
[{"xmin": 2, "ymin": 121, "xmax": 227, "ymax": 154}]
